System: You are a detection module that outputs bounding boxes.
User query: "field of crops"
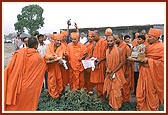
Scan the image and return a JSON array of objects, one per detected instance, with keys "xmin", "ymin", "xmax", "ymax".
[
  {"xmin": 37, "ymin": 89, "xmax": 164, "ymax": 111},
  {"xmin": 37, "ymin": 89, "xmax": 136, "ymax": 111}
]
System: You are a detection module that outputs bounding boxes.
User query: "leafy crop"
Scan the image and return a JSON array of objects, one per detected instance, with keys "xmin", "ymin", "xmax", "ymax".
[{"xmin": 37, "ymin": 89, "xmax": 164, "ymax": 111}]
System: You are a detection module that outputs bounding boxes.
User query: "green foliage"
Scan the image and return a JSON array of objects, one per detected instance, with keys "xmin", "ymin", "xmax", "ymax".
[
  {"xmin": 37, "ymin": 89, "xmax": 164, "ymax": 111},
  {"xmin": 14, "ymin": 4, "xmax": 44, "ymax": 36},
  {"xmin": 37, "ymin": 89, "xmax": 140, "ymax": 111}
]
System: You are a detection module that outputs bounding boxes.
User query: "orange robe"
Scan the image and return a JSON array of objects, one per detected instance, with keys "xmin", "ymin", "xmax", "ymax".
[
  {"xmin": 118, "ymin": 42, "xmax": 132, "ymax": 102},
  {"xmin": 136, "ymin": 42, "xmax": 164, "ymax": 111},
  {"xmin": 132, "ymin": 38, "xmax": 138, "ymax": 48},
  {"xmin": 90, "ymin": 39, "xmax": 107, "ymax": 96},
  {"xmin": 84, "ymin": 42, "xmax": 95, "ymax": 92},
  {"xmin": 144, "ymin": 34, "xmax": 149, "ymax": 46},
  {"xmin": 62, "ymin": 41, "xmax": 68, "ymax": 47},
  {"xmin": 103, "ymin": 46, "xmax": 126, "ymax": 110},
  {"xmin": 45, "ymin": 42, "xmax": 66, "ymax": 98},
  {"xmin": 67, "ymin": 42, "xmax": 87, "ymax": 90},
  {"xmin": 4, "ymin": 48, "xmax": 46, "ymax": 111},
  {"xmin": 61, "ymin": 40, "xmax": 69, "ymax": 88}
]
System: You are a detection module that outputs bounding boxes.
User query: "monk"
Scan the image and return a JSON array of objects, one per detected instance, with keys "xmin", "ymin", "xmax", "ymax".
[
  {"xmin": 114, "ymin": 33, "xmax": 132, "ymax": 102},
  {"xmin": 60, "ymin": 32, "xmax": 70, "ymax": 89},
  {"xmin": 4, "ymin": 37, "xmax": 46, "ymax": 111},
  {"xmin": 44, "ymin": 34, "xmax": 67, "ymax": 98},
  {"xmin": 141, "ymin": 29, "xmax": 149, "ymax": 46},
  {"xmin": 103, "ymin": 35, "xmax": 126, "ymax": 110},
  {"xmin": 61, "ymin": 31, "xmax": 69, "ymax": 46},
  {"xmin": 66, "ymin": 32, "xmax": 87, "ymax": 90},
  {"xmin": 132, "ymin": 32, "xmax": 140, "ymax": 48},
  {"xmin": 84, "ymin": 31, "xmax": 95, "ymax": 94},
  {"xmin": 136, "ymin": 28, "xmax": 164, "ymax": 111},
  {"xmin": 37, "ymin": 34, "xmax": 48, "ymax": 90},
  {"xmin": 90, "ymin": 30, "xmax": 107, "ymax": 97}
]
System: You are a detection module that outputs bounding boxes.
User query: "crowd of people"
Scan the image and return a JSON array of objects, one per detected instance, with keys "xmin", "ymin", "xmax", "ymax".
[{"xmin": 4, "ymin": 20, "xmax": 164, "ymax": 111}]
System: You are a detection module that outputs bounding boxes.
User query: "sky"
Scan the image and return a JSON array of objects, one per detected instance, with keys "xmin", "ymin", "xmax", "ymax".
[{"xmin": 2, "ymin": 2, "xmax": 166, "ymax": 35}]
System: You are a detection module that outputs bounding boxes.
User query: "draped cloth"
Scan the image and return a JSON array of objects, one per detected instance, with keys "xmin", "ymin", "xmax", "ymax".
[
  {"xmin": 103, "ymin": 45, "xmax": 126, "ymax": 110},
  {"xmin": 84, "ymin": 42, "xmax": 95, "ymax": 92},
  {"xmin": 90, "ymin": 39, "xmax": 107, "ymax": 96},
  {"xmin": 118, "ymin": 42, "xmax": 133, "ymax": 102},
  {"xmin": 5, "ymin": 48, "xmax": 46, "ymax": 111},
  {"xmin": 136, "ymin": 42, "xmax": 164, "ymax": 111},
  {"xmin": 67, "ymin": 42, "xmax": 87, "ymax": 90},
  {"xmin": 45, "ymin": 42, "xmax": 66, "ymax": 98}
]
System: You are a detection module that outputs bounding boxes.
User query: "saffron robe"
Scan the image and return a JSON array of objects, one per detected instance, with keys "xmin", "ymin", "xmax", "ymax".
[
  {"xmin": 103, "ymin": 45, "xmax": 126, "ymax": 110},
  {"xmin": 4, "ymin": 48, "xmax": 46, "ymax": 111},
  {"xmin": 45, "ymin": 42, "xmax": 66, "ymax": 98},
  {"xmin": 136, "ymin": 42, "xmax": 164, "ymax": 111}
]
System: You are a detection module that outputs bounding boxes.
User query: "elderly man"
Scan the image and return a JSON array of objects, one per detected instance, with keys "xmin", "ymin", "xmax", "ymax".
[
  {"xmin": 66, "ymin": 32, "xmax": 87, "ymax": 90},
  {"xmin": 136, "ymin": 28, "xmax": 164, "ymax": 111},
  {"xmin": 44, "ymin": 34, "xmax": 67, "ymax": 98}
]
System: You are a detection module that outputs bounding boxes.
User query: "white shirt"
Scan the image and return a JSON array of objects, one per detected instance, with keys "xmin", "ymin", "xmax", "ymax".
[
  {"xmin": 37, "ymin": 43, "xmax": 48, "ymax": 57},
  {"xmin": 19, "ymin": 43, "xmax": 27, "ymax": 49},
  {"xmin": 79, "ymin": 37, "xmax": 88, "ymax": 44},
  {"xmin": 43, "ymin": 39, "xmax": 51, "ymax": 45}
]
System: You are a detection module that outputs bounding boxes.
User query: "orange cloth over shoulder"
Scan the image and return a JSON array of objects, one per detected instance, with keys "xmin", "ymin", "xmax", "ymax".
[
  {"xmin": 90, "ymin": 38, "xmax": 107, "ymax": 83},
  {"xmin": 136, "ymin": 38, "xmax": 164, "ymax": 111},
  {"xmin": 103, "ymin": 45, "xmax": 126, "ymax": 110},
  {"xmin": 66, "ymin": 41, "xmax": 87, "ymax": 90},
  {"xmin": 44, "ymin": 41, "xmax": 67, "ymax": 98},
  {"xmin": 67, "ymin": 42, "xmax": 87, "ymax": 71},
  {"xmin": 118, "ymin": 42, "xmax": 132, "ymax": 102},
  {"xmin": 4, "ymin": 48, "xmax": 46, "ymax": 111},
  {"xmin": 132, "ymin": 39, "xmax": 138, "ymax": 47}
]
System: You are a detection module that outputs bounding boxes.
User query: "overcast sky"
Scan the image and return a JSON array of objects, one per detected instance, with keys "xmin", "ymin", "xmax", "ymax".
[{"xmin": 2, "ymin": 2, "xmax": 165, "ymax": 35}]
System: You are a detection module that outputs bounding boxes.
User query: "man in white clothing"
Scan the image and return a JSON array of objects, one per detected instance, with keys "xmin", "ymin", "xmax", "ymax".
[
  {"xmin": 79, "ymin": 32, "xmax": 88, "ymax": 45},
  {"xmin": 37, "ymin": 34, "xmax": 48, "ymax": 90}
]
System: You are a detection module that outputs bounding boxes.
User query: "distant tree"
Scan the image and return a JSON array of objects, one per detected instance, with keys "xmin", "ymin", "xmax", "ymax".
[{"xmin": 14, "ymin": 4, "xmax": 44, "ymax": 36}]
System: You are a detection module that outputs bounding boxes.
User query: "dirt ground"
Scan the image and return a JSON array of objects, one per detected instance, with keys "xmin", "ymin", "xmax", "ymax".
[{"xmin": 3, "ymin": 43, "xmax": 15, "ymax": 68}]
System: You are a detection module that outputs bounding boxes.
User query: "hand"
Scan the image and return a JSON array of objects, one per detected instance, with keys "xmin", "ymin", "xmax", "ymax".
[
  {"xmin": 140, "ymin": 57, "xmax": 148, "ymax": 63},
  {"xmin": 78, "ymin": 58, "xmax": 82, "ymax": 62},
  {"xmin": 58, "ymin": 59, "xmax": 63, "ymax": 65},
  {"xmin": 74, "ymin": 22, "xmax": 78, "ymax": 28},
  {"xmin": 106, "ymin": 69, "xmax": 111, "ymax": 74},
  {"xmin": 67, "ymin": 19, "xmax": 71, "ymax": 26},
  {"xmin": 127, "ymin": 57, "xmax": 133, "ymax": 61},
  {"xmin": 109, "ymin": 72, "xmax": 114, "ymax": 81},
  {"xmin": 95, "ymin": 59, "xmax": 100, "ymax": 66},
  {"xmin": 49, "ymin": 56, "xmax": 55, "ymax": 60}
]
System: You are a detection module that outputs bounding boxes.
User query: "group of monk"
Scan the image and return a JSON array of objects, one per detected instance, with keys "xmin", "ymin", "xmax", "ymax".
[{"xmin": 4, "ymin": 20, "xmax": 164, "ymax": 111}]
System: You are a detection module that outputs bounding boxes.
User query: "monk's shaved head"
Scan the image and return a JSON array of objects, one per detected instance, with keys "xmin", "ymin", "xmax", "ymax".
[
  {"xmin": 28, "ymin": 37, "xmax": 38, "ymax": 49},
  {"xmin": 107, "ymin": 35, "xmax": 115, "ymax": 48}
]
